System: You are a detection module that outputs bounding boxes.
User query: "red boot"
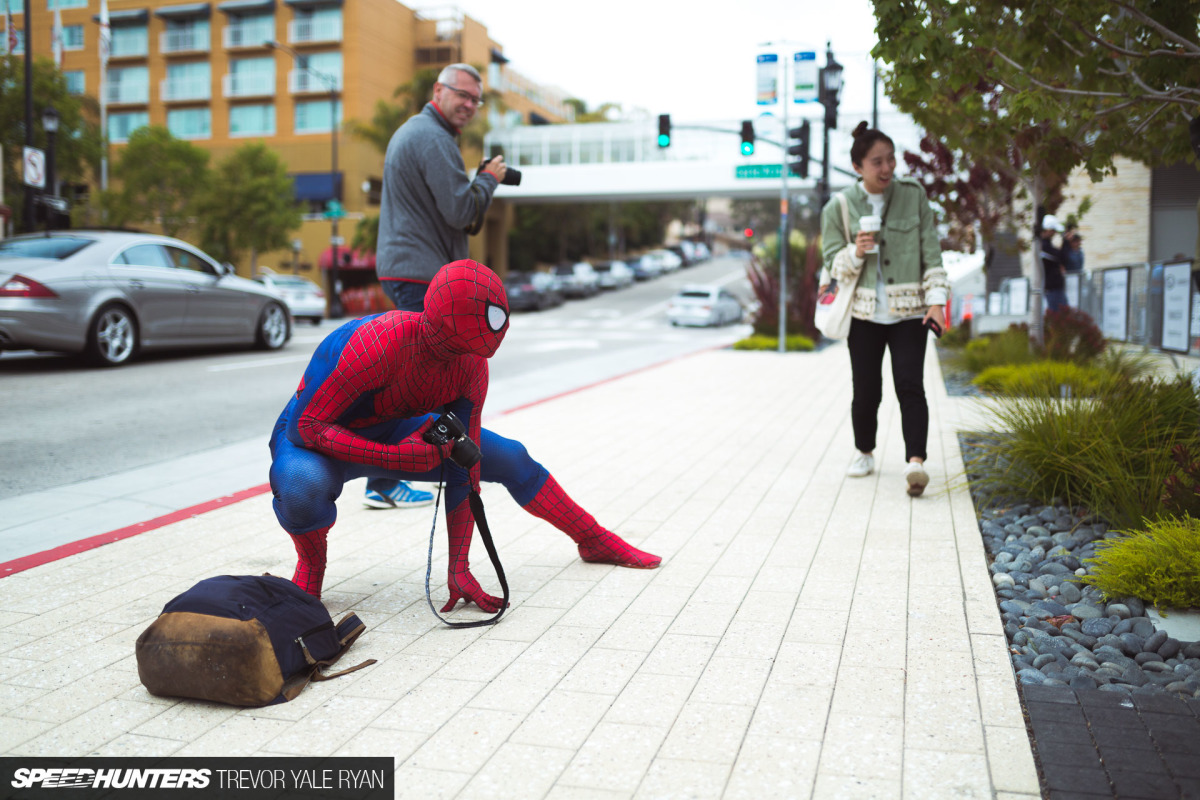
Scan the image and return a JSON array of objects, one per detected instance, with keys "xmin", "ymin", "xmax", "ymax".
[
  {"xmin": 523, "ymin": 475, "xmax": 661, "ymax": 569},
  {"xmin": 290, "ymin": 526, "xmax": 329, "ymax": 598}
]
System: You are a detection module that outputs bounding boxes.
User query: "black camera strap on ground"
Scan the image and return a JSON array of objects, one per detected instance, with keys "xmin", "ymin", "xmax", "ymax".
[{"xmin": 423, "ymin": 463, "xmax": 510, "ymax": 628}]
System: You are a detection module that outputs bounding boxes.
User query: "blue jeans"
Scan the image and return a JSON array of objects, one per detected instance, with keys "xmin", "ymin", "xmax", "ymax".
[{"xmin": 1045, "ymin": 289, "xmax": 1068, "ymax": 313}]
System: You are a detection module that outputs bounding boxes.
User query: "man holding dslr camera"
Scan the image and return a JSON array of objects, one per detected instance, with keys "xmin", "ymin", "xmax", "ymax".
[{"xmin": 366, "ymin": 63, "xmax": 513, "ymax": 510}]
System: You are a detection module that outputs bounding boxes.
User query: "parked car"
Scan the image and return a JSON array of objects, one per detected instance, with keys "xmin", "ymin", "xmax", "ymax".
[
  {"xmin": 0, "ymin": 231, "xmax": 291, "ymax": 366},
  {"xmin": 505, "ymin": 270, "xmax": 563, "ymax": 311},
  {"xmin": 593, "ymin": 260, "xmax": 635, "ymax": 289},
  {"xmin": 553, "ymin": 261, "xmax": 600, "ymax": 297},
  {"xmin": 691, "ymin": 241, "xmax": 712, "ymax": 261},
  {"xmin": 666, "ymin": 284, "xmax": 745, "ymax": 327},
  {"xmin": 633, "ymin": 253, "xmax": 663, "ymax": 280},
  {"xmin": 254, "ymin": 270, "xmax": 325, "ymax": 325},
  {"xmin": 640, "ymin": 249, "xmax": 682, "ymax": 276},
  {"xmin": 667, "ymin": 244, "xmax": 693, "ymax": 268}
]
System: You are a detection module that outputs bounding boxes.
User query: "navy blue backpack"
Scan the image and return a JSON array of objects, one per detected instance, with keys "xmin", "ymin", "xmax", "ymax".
[{"xmin": 136, "ymin": 575, "xmax": 374, "ymax": 707}]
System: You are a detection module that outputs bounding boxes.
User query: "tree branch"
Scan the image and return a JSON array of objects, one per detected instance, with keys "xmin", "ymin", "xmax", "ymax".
[
  {"xmin": 988, "ymin": 46, "xmax": 1200, "ymax": 108},
  {"xmin": 1051, "ymin": 6, "xmax": 1200, "ymax": 59},
  {"xmin": 1113, "ymin": 1, "xmax": 1200, "ymax": 56}
]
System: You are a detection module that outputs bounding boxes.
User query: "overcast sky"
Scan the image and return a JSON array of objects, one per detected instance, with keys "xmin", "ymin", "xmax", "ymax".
[{"xmin": 445, "ymin": 0, "xmax": 895, "ymax": 125}]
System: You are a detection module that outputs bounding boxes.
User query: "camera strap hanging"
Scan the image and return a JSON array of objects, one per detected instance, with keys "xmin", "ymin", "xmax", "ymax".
[{"xmin": 424, "ymin": 464, "xmax": 510, "ymax": 628}]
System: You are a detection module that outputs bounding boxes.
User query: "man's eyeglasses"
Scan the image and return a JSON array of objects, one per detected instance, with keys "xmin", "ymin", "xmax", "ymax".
[{"xmin": 443, "ymin": 85, "xmax": 484, "ymax": 107}]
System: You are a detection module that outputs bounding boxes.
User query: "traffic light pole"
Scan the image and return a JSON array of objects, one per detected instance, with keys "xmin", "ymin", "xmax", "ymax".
[{"xmin": 777, "ymin": 58, "xmax": 790, "ymax": 355}]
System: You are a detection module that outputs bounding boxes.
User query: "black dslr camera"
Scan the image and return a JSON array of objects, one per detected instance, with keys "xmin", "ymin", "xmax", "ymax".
[
  {"xmin": 481, "ymin": 156, "xmax": 521, "ymax": 186},
  {"xmin": 422, "ymin": 411, "xmax": 482, "ymax": 468}
]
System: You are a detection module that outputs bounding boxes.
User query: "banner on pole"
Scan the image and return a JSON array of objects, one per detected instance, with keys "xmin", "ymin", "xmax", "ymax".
[
  {"xmin": 756, "ymin": 53, "xmax": 778, "ymax": 106},
  {"xmin": 793, "ymin": 51, "xmax": 818, "ymax": 103}
]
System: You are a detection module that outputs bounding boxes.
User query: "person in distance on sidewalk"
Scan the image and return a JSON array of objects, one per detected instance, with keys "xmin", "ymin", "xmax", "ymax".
[
  {"xmin": 821, "ymin": 122, "xmax": 949, "ymax": 497},
  {"xmin": 269, "ymin": 261, "xmax": 660, "ymax": 608}
]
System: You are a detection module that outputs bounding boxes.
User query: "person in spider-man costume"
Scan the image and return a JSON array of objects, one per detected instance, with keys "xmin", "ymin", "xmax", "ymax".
[{"xmin": 269, "ymin": 260, "xmax": 661, "ymax": 610}]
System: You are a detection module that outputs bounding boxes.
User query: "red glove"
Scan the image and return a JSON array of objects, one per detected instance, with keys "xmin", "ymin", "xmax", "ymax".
[{"xmin": 441, "ymin": 499, "xmax": 506, "ymax": 613}]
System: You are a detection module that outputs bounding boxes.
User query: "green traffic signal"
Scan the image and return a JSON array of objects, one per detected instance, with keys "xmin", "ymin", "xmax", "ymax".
[
  {"xmin": 740, "ymin": 141, "xmax": 755, "ymax": 156},
  {"xmin": 658, "ymin": 133, "xmax": 670, "ymax": 147},
  {"xmin": 739, "ymin": 120, "xmax": 755, "ymax": 157},
  {"xmin": 657, "ymin": 114, "xmax": 671, "ymax": 148}
]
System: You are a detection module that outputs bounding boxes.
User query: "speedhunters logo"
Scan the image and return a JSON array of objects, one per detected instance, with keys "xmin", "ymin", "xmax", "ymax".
[
  {"xmin": 12, "ymin": 768, "xmax": 211, "ymax": 789},
  {"xmin": 2, "ymin": 758, "xmax": 393, "ymax": 799}
]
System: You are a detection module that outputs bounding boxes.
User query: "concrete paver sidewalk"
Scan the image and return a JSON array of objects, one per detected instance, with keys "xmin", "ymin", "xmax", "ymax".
[{"xmin": 0, "ymin": 344, "xmax": 1039, "ymax": 799}]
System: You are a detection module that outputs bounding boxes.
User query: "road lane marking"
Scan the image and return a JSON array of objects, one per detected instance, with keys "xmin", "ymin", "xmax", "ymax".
[{"xmin": 207, "ymin": 354, "xmax": 313, "ymax": 372}]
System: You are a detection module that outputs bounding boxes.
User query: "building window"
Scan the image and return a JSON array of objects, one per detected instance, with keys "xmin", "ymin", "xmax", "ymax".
[
  {"xmin": 49, "ymin": 0, "xmax": 89, "ymax": 8},
  {"xmin": 230, "ymin": 103, "xmax": 275, "ymax": 137},
  {"xmin": 224, "ymin": 12, "xmax": 273, "ymax": 48},
  {"xmin": 289, "ymin": 6, "xmax": 341, "ymax": 44},
  {"xmin": 163, "ymin": 61, "xmax": 210, "ymax": 101},
  {"xmin": 61, "ymin": 24, "xmax": 84, "ymax": 50},
  {"xmin": 162, "ymin": 18, "xmax": 209, "ymax": 53},
  {"xmin": 111, "ymin": 24, "xmax": 148, "ymax": 58},
  {"xmin": 65, "ymin": 69, "xmax": 85, "ymax": 95},
  {"xmin": 290, "ymin": 50, "xmax": 340, "ymax": 93},
  {"xmin": 226, "ymin": 56, "xmax": 274, "ymax": 97},
  {"xmin": 416, "ymin": 46, "xmax": 454, "ymax": 65},
  {"xmin": 294, "ymin": 99, "xmax": 341, "ymax": 134},
  {"xmin": 168, "ymin": 107, "xmax": 211, "ymax": 140},
  {"xmin": 109, "ymin": 110, "xmax": 150, "ymax": 142},
  {"xmin": 106, "ymin": 65, "xmax": 149, "ymax": 104}
]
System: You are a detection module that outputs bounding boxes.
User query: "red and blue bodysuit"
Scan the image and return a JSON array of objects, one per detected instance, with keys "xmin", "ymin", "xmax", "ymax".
[{"xmin": 269, "ymin": 260, "xmax": 660, "ymax": 611}]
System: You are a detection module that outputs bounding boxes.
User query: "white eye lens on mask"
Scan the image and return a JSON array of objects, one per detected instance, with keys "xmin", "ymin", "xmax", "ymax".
[{"xmin": 486, "ymin": 303, "xmax": 508, "ymax": 332}]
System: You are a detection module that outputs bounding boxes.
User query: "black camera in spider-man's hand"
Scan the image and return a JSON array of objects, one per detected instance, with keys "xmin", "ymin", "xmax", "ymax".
[{"xmin": 422, "ymin": 411, "xmax": 482, "ymax": 468}]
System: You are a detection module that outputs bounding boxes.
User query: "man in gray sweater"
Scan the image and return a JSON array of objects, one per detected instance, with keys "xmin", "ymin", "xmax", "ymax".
[{"xmin": 365, "ymin": 62, "xmax": 509, "ymax": 510}]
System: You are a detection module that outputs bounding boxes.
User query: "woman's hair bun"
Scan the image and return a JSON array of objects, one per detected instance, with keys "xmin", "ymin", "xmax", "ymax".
[{"xmin": 851, "ymin": 121, "xmax": 870, "ymax": 139}]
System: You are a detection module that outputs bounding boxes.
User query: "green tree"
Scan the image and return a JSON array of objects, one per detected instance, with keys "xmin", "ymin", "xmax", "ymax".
[
  {"xmin": 196, "ymin": 142, "xmax": 301, "ymax": 273},
  {"xmin": 873, "ymin": 0, "xmax": 1200, "ymax": 340},
  {"xmin": 0, "ymin": 57, "xmax": 102, "ymax": 231},
  {"xmin": 104, "ymin": 126, "xmax": 209, "ymax": 237}
]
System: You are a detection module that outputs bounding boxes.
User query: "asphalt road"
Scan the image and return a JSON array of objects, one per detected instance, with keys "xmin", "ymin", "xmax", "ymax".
[{"xmin": 0, "ymin": 255, "xmax": 754, "ymax": 500}]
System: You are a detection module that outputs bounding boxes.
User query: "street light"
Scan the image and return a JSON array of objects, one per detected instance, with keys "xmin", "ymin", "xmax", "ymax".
[
  {"xmin": 265, "ymin": 39, "xmax": 343, "ymax": 318},
  {"xmin": 41, "ymin": 106, "xmax": 60, "ymax": 231},
  {"xmin": 817, "ymin": 42, "xmax": 843, "ymax": 209}
]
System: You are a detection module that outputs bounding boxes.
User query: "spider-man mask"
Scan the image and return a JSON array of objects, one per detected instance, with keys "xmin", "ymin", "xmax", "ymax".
[{"xmin": 421, "ymin": 260, "xmax": 510, "ymax": 359}]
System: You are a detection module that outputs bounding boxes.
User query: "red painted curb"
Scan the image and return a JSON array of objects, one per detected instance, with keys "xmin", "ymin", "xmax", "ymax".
[
  {"xmin": 1, "ymin": 342, "xmax": 732, "ymax": 579},
  {"xmin": 0, "ymin": 483, "xmax": 273, "ymax": 578}
]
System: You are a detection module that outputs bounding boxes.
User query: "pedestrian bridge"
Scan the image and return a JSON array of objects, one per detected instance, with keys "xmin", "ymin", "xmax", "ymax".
[{"xmin": 484, "ymin": 117, "xmax": 861, "ymax": 204}]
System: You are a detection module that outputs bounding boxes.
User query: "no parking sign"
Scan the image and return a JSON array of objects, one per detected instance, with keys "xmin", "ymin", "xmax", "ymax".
[{"xmin": 23, "ymin": 146, "xmax": 45, "ymax": 189}]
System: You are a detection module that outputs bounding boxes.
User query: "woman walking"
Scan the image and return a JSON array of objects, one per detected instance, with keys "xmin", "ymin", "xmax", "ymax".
[{"xmin": 821, "ymin": 122, "xmax": 949, "ymax": 496}]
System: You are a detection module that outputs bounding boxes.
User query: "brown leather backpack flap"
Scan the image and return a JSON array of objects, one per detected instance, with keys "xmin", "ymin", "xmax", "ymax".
[{"xmin": 135, "ymin": 612, "xmax": 284, "ymax": 707}]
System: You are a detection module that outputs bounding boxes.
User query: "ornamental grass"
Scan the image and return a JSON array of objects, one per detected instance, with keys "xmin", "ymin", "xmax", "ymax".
[{"xmin": 1082, "ymin": 516, "xmax": 1200, "ymax": 609}]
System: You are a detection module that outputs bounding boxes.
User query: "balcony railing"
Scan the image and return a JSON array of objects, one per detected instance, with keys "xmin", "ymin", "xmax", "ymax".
[
  {"xmin": 161, "ymin": 76, "xmax": 211, "ymax": 102},
  {"xmin": 288, "ymin": 18, "xmax": 341, "ymax": 44},
  {"xmin": 289, "ymin": 68, "xmax": 340, "ymax": 94},
  {"xmin": 105, "ymin": 82, "xmax": 150, "ymax": 105},
  {"xmin": 223, "ymin": 23, "xmax": 273, "ymax": 49},
  {"xmin": 161, "ymin": 29, "xmax": 210, "ymax": 54},
  {"xmin": 109, "ymin": 37, "xmax": 148, "ymax": 58},
  {"xmin": 223, "ymin": 72, "xmax": 274, "ymax": 98}
]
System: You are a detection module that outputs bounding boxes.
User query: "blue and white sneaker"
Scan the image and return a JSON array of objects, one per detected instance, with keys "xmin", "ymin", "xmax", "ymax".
[{"xmin": 363, "ymin": 481, "xmax": 434, "ymax": 509}]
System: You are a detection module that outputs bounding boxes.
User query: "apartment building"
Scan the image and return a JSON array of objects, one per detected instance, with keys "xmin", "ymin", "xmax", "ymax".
[{"xmin": 7, "ymin": 0, "xmax": 572, "ymax": 284}]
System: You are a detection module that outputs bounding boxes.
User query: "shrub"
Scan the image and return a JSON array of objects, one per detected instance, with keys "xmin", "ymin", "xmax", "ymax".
[
  {"xmin": 732, "ymin": 334, "xmax": 816, "ymax": 352},
  {"xmin": 958, "ymin": 324, "xmax": 1035, "ymax": 373},
  {"xmin": 747, "ymin": 231, "xmax": 821, "ymax": 340},
  {"xmin": 1082, "ymin": 516, "xmax": 1200, "ymax": 609},
  {"xmin": 1094, "ymin": 346, "xmax": 1161, "ymax": 382},
  {"xmin": 971, "ymin": 360, "xmax": 1112, "ymax": 397},
  {"xmin": 939, "ymin": 317, "xmax": 971, "ymax": 349},
  {"xmin": 968, "ymin": 374, "xmax": 1200, "ymax": 529},
  {"xmin": 1163, "ymin": 444, "xmax": 1200, "ymax": 518},
  {"xmin": 1043, "ymin": 307, "xmax": 1106, "ymax": 364}
]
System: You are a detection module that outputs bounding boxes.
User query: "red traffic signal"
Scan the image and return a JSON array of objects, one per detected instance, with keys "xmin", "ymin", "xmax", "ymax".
[{"xmin": 743, "ymin": 227, "xmax": 754, "ymax": 238}]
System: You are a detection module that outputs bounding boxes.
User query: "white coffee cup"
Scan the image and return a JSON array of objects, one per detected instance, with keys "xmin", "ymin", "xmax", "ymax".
[{"xmin": 860, "ymin": 215, "xmax": 882, "ymax": 254}]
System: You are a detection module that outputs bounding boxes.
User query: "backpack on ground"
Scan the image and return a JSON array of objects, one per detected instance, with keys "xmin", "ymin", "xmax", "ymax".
[{"xmin": 135, "ymin": 574, "xmax": 375, "ymax": 707}]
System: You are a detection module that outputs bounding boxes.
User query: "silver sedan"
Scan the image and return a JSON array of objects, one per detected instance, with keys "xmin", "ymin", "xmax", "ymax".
[{"xmin": 0, "ymin": 231, "xmax": 291, "ymax": 366}]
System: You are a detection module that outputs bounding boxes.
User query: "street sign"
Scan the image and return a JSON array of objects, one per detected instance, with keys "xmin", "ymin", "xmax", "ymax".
[
  {"xmin": 330, "ymin": 235, "xmax": 345, "ymax": 246},
  {"xmin": 735, "ymin": 164, "xmax": 808, "ymax": 180},
  {"xmin": 756, "ymin": 54, "xmax": 778, "ymax": 105},
  {"xmin": 23, "ymin": 147, "xmax": 45, "ymax": 189},
  {"xmin": 323, "ymin": 199, "xmax": 345, "ymax": 219}
]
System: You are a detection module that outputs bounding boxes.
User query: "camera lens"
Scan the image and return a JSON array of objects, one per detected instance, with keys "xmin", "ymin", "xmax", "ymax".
[{"xmin": 502, "ymin": 168, "xmax": 522, "ymax": 186}]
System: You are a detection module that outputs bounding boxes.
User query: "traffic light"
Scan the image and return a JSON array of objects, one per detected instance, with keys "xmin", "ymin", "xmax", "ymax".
[
  {"xmin": 743, "ymin": 227, "xmax": 754, "ymax": 238},
  {"xmin": 657, "ymin": 114, "xmax": 671, "ymax": 148},
  {"xmin": 787, "ymin": 120, "xmax": 811, "ymax": 178},
  {"xmin": 740, "ymin": 120, "xmax": 755, "ymax": 156}
]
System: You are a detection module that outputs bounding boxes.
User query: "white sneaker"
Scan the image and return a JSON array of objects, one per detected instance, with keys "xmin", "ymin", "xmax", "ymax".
[
  {"xmin": 904, "ymin": 461, "xmax": 930, "ymax": 497},
  {"xmin": 847, "ymin": 452, "xmax": 874, "ymax": 477}
]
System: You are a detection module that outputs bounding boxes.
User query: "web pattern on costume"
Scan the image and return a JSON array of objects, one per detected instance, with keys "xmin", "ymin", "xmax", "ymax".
[
  {"xmin": 291, "ymin": 527, "xmax": 329, "ymax": 598},
  {"xmin": 524, "ymin": 475, "xmax": 662, "ymax": 569}
]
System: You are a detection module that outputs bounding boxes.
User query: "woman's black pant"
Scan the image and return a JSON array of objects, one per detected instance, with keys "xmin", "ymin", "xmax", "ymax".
[{"xmin": 847, "ymin": 317, "xmax": 928, "ymax": 463}]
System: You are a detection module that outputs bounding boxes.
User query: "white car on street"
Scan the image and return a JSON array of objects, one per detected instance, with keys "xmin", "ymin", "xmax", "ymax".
[
  {"xmin": 666, "ymin": 284, "xmax": 745, "ymax": 327},
  {"xmin": 593, "ymin": 260, "xmax": 635, "ymax": 289},
  {"xmin": 254, "ymin": 271, "xmax": 326, "ymax": 325}
]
